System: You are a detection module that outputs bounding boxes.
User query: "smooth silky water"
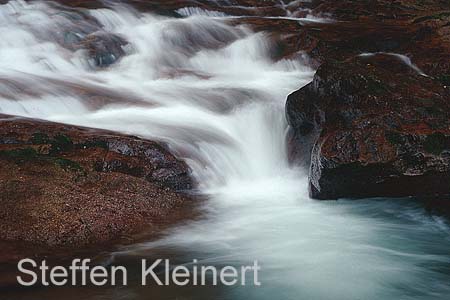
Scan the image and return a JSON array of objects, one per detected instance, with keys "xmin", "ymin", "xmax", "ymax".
[{"xmin": 1, "ymin": 1, "xmax": 450, "ymax": 299}]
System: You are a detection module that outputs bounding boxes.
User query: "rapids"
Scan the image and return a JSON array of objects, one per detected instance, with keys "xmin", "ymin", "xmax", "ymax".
[{"xmin": 1, "ymin": 1, "xmax": 450, "ymax": 299}]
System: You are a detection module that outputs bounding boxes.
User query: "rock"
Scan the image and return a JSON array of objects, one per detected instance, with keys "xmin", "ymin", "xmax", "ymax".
[
  {"xmin": 61, "ymin": 29, "xmax": 128, "ymax": 68},
  {"xmin": 39, "ymin": 4, "xmax": 129, "ymax": 68},
  {"xmin": 284, "ymin": 0, "xmax": 450, "ymax": 200},
  {"xmin": 0, "ymin": 115, "xmax": 193, "ymax": 249},
  {"xmin": 81, "ymin": 32, "xmax": 128, "ymax": 67},
  {"xmin": 286, "ymin": 54, "xmax": 450, "ymax": 199},
  {"xmin": 271, "ymin": 0, "xmax": 450, "ymax": 77}
]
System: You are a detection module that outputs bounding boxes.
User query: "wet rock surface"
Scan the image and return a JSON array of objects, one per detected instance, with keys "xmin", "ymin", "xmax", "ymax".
[
  {"xmin": 281, "ymin": 0, "xmax": 450, "ymax": 200},
  {"xmin": 299, "ymin": 1, "xmax": 450, "ymax": 79},
  {"xmin": 75, "ymin": 32, "xmax": 128, "ymax": 68},
  {"xmin": 22, "ymin": 1, "xmax": 130, "ymax": 68},
  {"xmin": 0, "ymin": 114, "xmax": 193, "ymax": 249},
  {"xmin": 287, "ymin": 54, "xmax": 450, "ymax": 199}
]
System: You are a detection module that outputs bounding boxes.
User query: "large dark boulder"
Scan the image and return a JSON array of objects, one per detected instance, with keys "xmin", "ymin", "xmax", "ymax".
[{"xmin": 286, "ymin": 54, "xmax": 450, "ymax": 199}]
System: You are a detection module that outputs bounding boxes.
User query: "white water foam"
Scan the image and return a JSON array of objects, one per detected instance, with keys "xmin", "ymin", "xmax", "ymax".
[{"xmin": 176, "ymin": 7, "xmax": 228, "ymax": 18}]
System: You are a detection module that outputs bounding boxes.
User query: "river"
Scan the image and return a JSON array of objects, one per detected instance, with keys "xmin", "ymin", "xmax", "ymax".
[{"xmin": 1, "ymin": 1, "xmax": 450, "ymax": 299}]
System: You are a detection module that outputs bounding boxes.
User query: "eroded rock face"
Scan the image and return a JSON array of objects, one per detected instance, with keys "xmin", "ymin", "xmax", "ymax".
[
  {"xmin": 0, "ymin": 115, "xmax": 193, "ymax": 248},
  {"xmin": 286, "ymin": 54, "xmax": 450, "ymax": 199}
]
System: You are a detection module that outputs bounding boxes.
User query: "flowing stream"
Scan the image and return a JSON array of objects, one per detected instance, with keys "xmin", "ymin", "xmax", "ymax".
[{"xmin": 1, "ymin": 1, "xmax": 450, "ymax": 299}]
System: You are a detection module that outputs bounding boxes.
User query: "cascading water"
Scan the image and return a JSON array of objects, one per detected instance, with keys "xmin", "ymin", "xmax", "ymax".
[{"xmin": 1, "ymin": 1, "xmax": 450, "ymax": 300}]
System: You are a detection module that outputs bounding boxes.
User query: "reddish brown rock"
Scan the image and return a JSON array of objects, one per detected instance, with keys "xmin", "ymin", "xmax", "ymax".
[
  {"xmin": 286, "ymin": 54, "xmax": 450, "ymax": 199},
  {"xmin": 300, "ymin": 1, "xmax": 450, "ymax": 79},
  {"xmin": 0, "ymin": 115, "xmax": 193, "ymax": 249},
  {"xmin": 280, "ymin": 0, "xmax": 450, "ymax": 200}
]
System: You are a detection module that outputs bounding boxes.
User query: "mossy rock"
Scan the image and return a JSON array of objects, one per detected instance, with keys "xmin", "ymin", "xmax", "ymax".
[
  {"xmin": 0, "ymin": 148, "xmax": 84, "ymax": 172},
  {"xmin": 0, "ymin": 148, "xmax": 39, "ymax": 161},
  {"xmin": 54, "ymin": 158, "xmax": 84, "ymax": 173},
  {"xmin": 78, "ymin": 140, "xmax": 109, "ymax": 150},
  {"xmin": 437, "ymin": 74, "xmax": 450, "ymax": 86},
  {"xmin": 424, "ymin": 133, "xmax": 447, "ymax": 155},
  {"xmin": 30, "ymin": 132, "xmax": 50, "ymax": 144},
  {"xmin": 385, "ymin": 131, "xmax": 404, "ymax": 146},
  {"xmin": 50, "ymin": 134, "xmax": 74, "ymax": 154}
]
